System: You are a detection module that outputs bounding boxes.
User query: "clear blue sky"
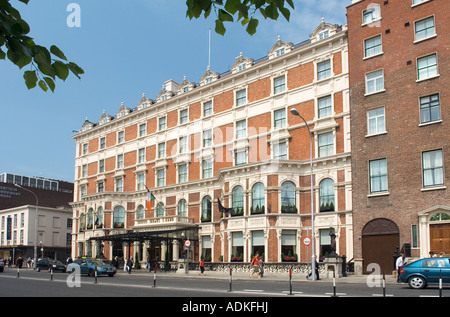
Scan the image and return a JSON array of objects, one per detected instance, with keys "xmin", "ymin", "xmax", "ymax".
[{"xmin": 0, "ymin": 0, "xmax": 347, "ymax": 183}]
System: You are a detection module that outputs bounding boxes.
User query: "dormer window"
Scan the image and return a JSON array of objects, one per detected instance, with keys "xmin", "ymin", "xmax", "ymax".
[
  {"xmin": 238, "ymin": 63, "xmax": 246, "ymax": 71},
  {"xmin": 231, "ymin": 52, "xmax": 253, "ymax": 74},
  {"xmin": 318, "ymin": 30, "xmax": 329, "ymax": 40},
  {"xmin": 276, "ymin": 48, "xmax": 285, "ymax": 56},
  {"xmin": 205, "ymin": 77, "xmax": 212, "ymax": 84},
  {"xmin": 268, "ymin": 36, "xmax": 293, "ymax": 59}
]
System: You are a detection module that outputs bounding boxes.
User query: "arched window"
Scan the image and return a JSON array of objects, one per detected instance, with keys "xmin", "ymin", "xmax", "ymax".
[
  {"xmin": 252, "ymin": 182, "xmax": 265, "ymax": 214},
  {"xmin": 136, "ymin": 205, "xmax": 144, "ymax": 219},
  {"xmin": 319, "ymin": 178, "xmax": 335, "ymax": 212},
  {"xmin": 113, "ymin": 206, "xmax": 125, "ymax": 228},
  {"xmin": 232, "ymin": 186, "xmax": 244, "ymax": 216},
  {"xmin": 178, "ymin": 199, "xmax": 187, "ymax": 217},
  {"xmin": 281, "ymin": 181, "xmax": 296, "ymax": 213},
  {"xmin": 96, "ymin": 206, "xmax": 104, "ymax": 228},
  {"xmin": 430, "ymin": 212, "xmax": 450, "ymax": 221},
  {"xmin": 79, "ymin": 213, "xmax": 85, "ymax": 231},
  {"xmin": 156, "ymin": 202, "xmax": 165, "ymax": 217},
  {"xmin": 87, "ymin": 208, "xmax": 94, "ymax": 229},
  {"xmin": 202, "ymin": 195, "xmax": 212, "ymax": 222}
]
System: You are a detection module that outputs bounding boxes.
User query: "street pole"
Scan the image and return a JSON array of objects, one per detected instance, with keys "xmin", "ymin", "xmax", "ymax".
[
  {"xmin": 14, "ymin": 184, "xmax": 38, "ymax": 270},
  {"xmin": 289, "ymin": 109, "xmax": 316, "ymax": 281}
]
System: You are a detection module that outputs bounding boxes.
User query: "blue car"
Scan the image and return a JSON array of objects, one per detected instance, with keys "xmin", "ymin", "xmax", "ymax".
[
  {"xmin": 399, "ymin": 257, "xmax": 450, "ymax": 289},
  {"xmin": 67, "ymin": 258, "xmax": 117, "ymax": 277}
]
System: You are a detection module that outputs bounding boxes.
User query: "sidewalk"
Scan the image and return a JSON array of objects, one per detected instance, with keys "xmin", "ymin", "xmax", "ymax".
[{"xmin": 119, "ymin": 268, "xmax": 398, "ymax": 285}]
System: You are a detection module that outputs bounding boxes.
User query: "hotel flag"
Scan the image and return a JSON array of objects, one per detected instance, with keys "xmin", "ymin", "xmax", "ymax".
[{"xmin": 146, "ymin": 187, "xmax": 156, "ymax": 210}]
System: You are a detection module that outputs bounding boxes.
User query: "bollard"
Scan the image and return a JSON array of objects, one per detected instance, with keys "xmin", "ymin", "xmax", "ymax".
[
  {"xmin": 50, "ymin": 267, "xmax": 53, "ymax": 281},
  {"xmin": 153, "ymin": 267, "xmax": 157, "ymax": 288},
  {"xmin": 439, "ymin": 270, "xmax": 442, "ymax": 298},
  {"xmin": 382, "ymin": 272, "xmax": 386, "ymax": 297},
  {"xmin": 228, "ymin": 268, "xmax": 232, "ymax": 292},
  {"xmin": 288, "ymin": 268, "xmax": 293, "ymax": 295},
  {"xmin": 94, "ymin": 266, "xmax": 98, "ymax": 284},
  {"xmin": 17, "ymin": 267, "xmax": 20, "ymax": 278},
  {"xmin": 332, "ymin": 270, "xmax": 337, "ymax": 297}
]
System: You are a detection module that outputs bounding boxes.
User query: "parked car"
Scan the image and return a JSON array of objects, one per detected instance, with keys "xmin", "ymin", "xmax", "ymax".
[
  {"xmin": 0, "ymin": 259, "xmax": 4, "ymax": 272},
  {"xmin": 36, "ymin": 258, "xmax": 66, "ymax": 272},
  {"xmin": 399, "ymin": 257, "xmax": 450, "ymax": 289},
  {"xmin": 67, "ymin": 258, "xmax": 117, "ymax": 277}
]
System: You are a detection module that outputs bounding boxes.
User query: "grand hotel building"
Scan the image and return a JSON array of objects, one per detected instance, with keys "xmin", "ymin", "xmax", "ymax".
[{"xmin": 71, "ymin": 20, "xmax": 352, "ymax": 268}]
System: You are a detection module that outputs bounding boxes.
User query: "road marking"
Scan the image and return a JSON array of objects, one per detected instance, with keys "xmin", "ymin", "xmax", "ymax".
[
  {"xmin": 372, "ymin": 294, "xmax": 394, "ymax": 297},
  {"xmin": 243, "ymin": 289, "xmax": 264, "ymax": 292},
  {"xmin": 325, "ymin": 292, "xmax": 347, "ymax": 296}
]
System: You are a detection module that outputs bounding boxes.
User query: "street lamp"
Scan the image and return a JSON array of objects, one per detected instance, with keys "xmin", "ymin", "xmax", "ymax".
[
  {"xmin": 14, "ymin": 184, "xmax": 38, "ymax": 269},
  {"xmin": 289, "ymin": 108, "xmax": 316, "ymax": 281}
]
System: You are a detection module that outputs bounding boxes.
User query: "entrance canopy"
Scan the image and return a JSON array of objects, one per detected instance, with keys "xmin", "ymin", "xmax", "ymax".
[{"xmin": 89, "ymin": 226, "xmax": 199, "ymax": 244}]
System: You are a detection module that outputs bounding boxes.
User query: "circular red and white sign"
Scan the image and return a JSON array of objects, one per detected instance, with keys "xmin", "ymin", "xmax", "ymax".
[
  {"xmin": 184, "ymin": 239, "xmax": 191, "ymax": 248},
  {"xmin": 303, "ymin": 237, "xmax": 311, "ymax": 246}
]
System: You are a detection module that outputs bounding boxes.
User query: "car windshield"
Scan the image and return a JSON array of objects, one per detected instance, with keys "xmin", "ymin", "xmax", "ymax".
[
  {"xmin": 49, "ymin": 259, "xmax": 63, "ymax": 265},
  {"xmin": 88, "ymin": 259, "xmax": 108, "ymax": 265}
]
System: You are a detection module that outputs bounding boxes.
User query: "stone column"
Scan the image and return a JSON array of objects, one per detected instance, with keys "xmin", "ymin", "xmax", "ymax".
[{"xmin": 173, "ymin": 240, "xmax": 180, "ymax": 261}]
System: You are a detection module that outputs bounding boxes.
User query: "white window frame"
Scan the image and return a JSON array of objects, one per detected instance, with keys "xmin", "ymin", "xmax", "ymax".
[
  {"xmin": 365, "ymin": 69, "xmax": 384, "ymax": 95},
  {"xmin": 273, "ymin": 76, "xmax": 286, "ymax": 94},
  {"xmin": 367, "ymin": 106, "xmax": 386, "ymax": 136},
  {"xmin": 203, "ymin": 100, "xmax": 213, "ymax": 117},
  {"xmin": 364, "ymin": 34, "xmax": 383, "ymax": 58},
  {"xmin": 417, "ymin": 53, "xmax": 438, "ymax": 81}
]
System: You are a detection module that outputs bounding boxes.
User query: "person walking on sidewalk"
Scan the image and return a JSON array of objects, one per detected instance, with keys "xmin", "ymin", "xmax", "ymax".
[
  {"xmin": 126, "ymin": 256, "xmax": 134, "ymax": 274},
  {"xmin": 199, "ymin": 258, "xmax": 205, "ymax": 276},
  {"xmin": 250, "ymin": 253, "xmax": 261, "ymax": 279}
]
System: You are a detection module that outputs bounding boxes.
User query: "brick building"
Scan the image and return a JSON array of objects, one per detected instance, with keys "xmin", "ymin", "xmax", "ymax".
[
  {"xmin": 347, "ymin": 0, "xmax": 450, "ymax": 274},
  {"xmin": 71, "ymin": 20, "xmax": 352, "ymax": 269}
]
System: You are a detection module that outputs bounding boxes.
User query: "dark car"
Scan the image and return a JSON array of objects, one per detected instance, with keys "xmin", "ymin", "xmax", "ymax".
[
  {"xmin": 67, "ymin": 258, "xmax": 117, "ymax": 277},
  {"xmin": 399, "ymin": 257, "xmax": 450, "ymax": 289},
  {"xmin": 36, "ymin": 258, "xmax": 66, "ymax": 272}
]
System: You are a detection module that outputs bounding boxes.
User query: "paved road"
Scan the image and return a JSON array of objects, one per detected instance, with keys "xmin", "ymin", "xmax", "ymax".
[{"xmin": 0, "ymin": 268, "xmax": 448, "ymax": 298}]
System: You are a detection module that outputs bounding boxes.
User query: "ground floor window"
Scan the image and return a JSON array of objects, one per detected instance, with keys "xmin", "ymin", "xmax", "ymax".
[
  {"xmin": 281, "ymin": 230, "xmax": 297, "ymax": 261},
  {"xmin": 201, "ymin": 235, "xmax": 212, "ymax": 261},
  {"xmin": 251, "ymin": 230, "xmax": 265, "ymax": 258},
  {"xmin": 231, "ymin": 232, "xmax": 243, "ymax": 261}
]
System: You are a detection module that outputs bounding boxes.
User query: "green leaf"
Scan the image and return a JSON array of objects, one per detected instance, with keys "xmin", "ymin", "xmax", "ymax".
[
  {"xmin": 50, "ymin": 45, "xmax": 67, "ymax": 61},
  {"xmin": 280, "ymin": 7, "xmax": 290, "ymax": 21},
  {"xmin": 246, "ymin": 17, "xmax": 259, "ymax": 36},
  {"xmin": 215, "ymin": 19, "xmax": 226, "ymax": 36},
  {"xmin": 43, "ymin": 77, "xmax": 55, "ymax": 92},
  {"xmin": 0, "ymin": 48, "xmax": 5, "ymax": 60},
  {"xmin": 218, "ymin": 9, "xmax": 234, "ymax": 22},
  {"xmin": 23, "ymin": 70, "xmax": 37, "ymax": 89},
  {"xmin": 52, "ymin": 60, "xmax": 69, "ymax": 80},
  {"xmin": 38, "ymin": 79, "xmax": 48, "ymax": 92},
  {"xmin": 68, "ymin": 62, "xmax": 84, "ymax": 79}
]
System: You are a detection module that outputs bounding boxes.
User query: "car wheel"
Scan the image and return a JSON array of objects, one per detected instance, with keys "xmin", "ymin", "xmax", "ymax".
[
  {"xmin": 36, "ymin": 266, "xmax": 40, "ymax": 272},
  {"xmin": 108, "ymin": 273, "xmax": 115, "ymax": 277},
  {"xmin": 88, "ymin": 269, "xmax": 94, "ymax": 277},
  {"xmin": 409, "ymin": 276, "xmax": 426, "ymax": 289}
]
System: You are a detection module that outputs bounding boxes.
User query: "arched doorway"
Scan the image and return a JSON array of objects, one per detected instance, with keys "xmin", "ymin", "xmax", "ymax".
[{"xmin": 362, "ymin": 218, "xmax": 399, "ymax": 274}]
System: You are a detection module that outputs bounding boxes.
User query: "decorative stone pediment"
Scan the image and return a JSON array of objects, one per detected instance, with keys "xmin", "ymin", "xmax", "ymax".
[
  {"xmin": 117, "ymin": 102, "xmax": 131, "ymax": 118},
  {"xmin": 178, "ymin": 76, "xmax": 196, "ymax": 93},
  {"xmin": 82, "ymin": 118, "xmax": 94, "ymax": 131},
  {"xmin": 310, "ymin": 18, "xmax": 340, "ymax": 43},
  {"xmin": 137, "ymin": 93, "xmax": 154, "ymax": 110},
  {"xmin": 231, "ymin": 52, "xmax": 254, "ymax": 73},
  {"xmin": 199, "ymin": 66, "xmax": 219, "ymax": 86},
  {"xmin": 268, "ymin": 36, "xmax": 293, "ymax": 59},
  {"xmin": 99, "ymin": 110, "xmax": 113, "ymax": 125}
]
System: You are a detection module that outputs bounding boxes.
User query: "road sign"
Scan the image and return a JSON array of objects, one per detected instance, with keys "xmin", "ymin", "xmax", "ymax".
[
  {"xmin": 184, "ymin": 239, "xmax": 191, "ymax": 248},
  {"xmin": 303, "ymin": 236, "xmax": 311, "ymax": 246}
]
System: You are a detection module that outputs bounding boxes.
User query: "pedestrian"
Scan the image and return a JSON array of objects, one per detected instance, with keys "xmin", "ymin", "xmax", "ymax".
[
  {"xmin": 396, "ymin": 252, "xmax": 405, "ymax": 282},
  {"xmin": 199, "ymin": 258, "xmax": 205, "ymax": 276},
  {"xmin": 307, "ymin": 257, "xmax": 320, "ymax": 280},
  {"xmin": 112, "ymin": 256, "xmax": 119, "ymax": 269},
  {"xmin": 16, "ymin": 257, "xmax": 23, "ymax": 269},
  {"xmin": 126, "ymin": 256, "xmax": 134, "ymax": 274},
  {"xmin": 259, "ymin": 255, "xmax": 264, "ymax": 278},
  {"xmin": 26, "ymin": 257, "xmax": 31, "ymax": 269},
  {"xmin": 249, "ymin": 253, "xmax": 261, "ymax": 279},
  {"xmin": 440, "ymin": 251, "xmax": 445, "ymax": 257},
  {"xmin": 153, "ymin": 256, "xmax": 160, "ymax": 272}
]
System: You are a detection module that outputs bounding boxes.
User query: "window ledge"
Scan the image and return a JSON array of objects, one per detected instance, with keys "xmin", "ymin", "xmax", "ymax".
[
  {"xmin": 367, "ymin": 192, "xmax": 389, "ymax": 198},
  {"xmin": 363, "ymin": 52, "xmax": 384, "ymax": 61},
  {"xmin": 364, "ymin": 89, "xmax": 386, "ymax": 97},
  {"xmin": 416, "ymin": 74, "xmax": 440, "ymax": 83},
  {"xmin": 365, "ymin": 131, "xmax": 387, "ymax": 138},
  {"xmin": 419, "ymin": 120, "xmax": 442, "ymax": 127},
  {"xmin": 414, "ymin": 34, "xmax": 437, "ymax": 44},
  {"xmin": 421, "ymin": 186, "xmax": 446, "ymax": 192}
]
